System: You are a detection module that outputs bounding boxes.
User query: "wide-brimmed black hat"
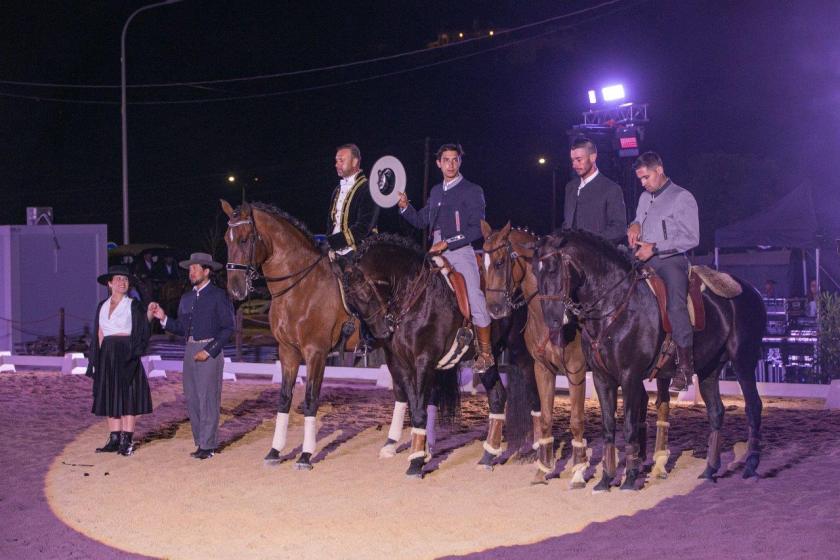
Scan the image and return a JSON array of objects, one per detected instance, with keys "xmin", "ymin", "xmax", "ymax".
[
  {"xmin": 179, "ymin": 252, "xmax": 223, "ymax": 271},
  {"xmin": 97, "ymin": 265, "xmax": 132, "ymax": 286}
]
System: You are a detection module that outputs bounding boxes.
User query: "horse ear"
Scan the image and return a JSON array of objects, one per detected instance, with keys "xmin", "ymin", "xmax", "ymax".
[
  {"xmin": 500, "ymin": 221, "xmax": 512, "ymax": 238},
  {"xmin": 220, "ymin": 199, "xmax": 234, "ymax": 218},
  {"xmin": 480, "ymin": 219, "xmax": 492, "ymax": 239}
]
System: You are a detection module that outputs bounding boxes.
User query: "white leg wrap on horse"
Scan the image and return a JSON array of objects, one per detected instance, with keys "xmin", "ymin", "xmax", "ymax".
[
  {"xmin": 656, "ymin": 421, "xmax": 671, "ymax": 428},
  {"xmin": 272, "ymin": 412, "xmax": 290, "ymax": 452},
  {"xmin": 482, "ymin": 441, "xmax": 503, "ymax": 456},
  {"xmin": 530, "ymin": 410, "xmax": 542, "ymax": 417},
  {"xmin": 425, "ymin": 405, "xmax": 438, "ymax": 448},
  {"xmin": 489, "ymin": 412, "xmax": 506, "ymax": 421},
  {"xmin": 388, "ymin": 401, "xmax": 408, "ymax": 442},
  {"xmin": 410, "ymin": 427, "xmax": 426, "ymax": 436},
  {"xmin": 302, "ymin": 416, "xmax": 317, "ymax": 454},
  {"xmin": 572, "ymin": 438, "xmax": 588, "ymax": 449}
]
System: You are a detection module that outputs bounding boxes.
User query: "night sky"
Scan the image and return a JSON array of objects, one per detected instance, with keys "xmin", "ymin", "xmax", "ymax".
[{"xmin": 2, "ymin": 0, "xmax": 838, "ymax": 255}]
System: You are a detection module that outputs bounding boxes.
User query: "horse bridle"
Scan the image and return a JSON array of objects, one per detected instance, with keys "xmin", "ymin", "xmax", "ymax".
[
  {"xmin": 483, "ymin": 238, "xmax": 536, "ymax": 312},
  {"xmin": 226, "ymin": 215, "xmax": 325, "ymax": 298},
  {"xmin": 346, "ymin": 263, "xmax": 433, "ymax": 335}
]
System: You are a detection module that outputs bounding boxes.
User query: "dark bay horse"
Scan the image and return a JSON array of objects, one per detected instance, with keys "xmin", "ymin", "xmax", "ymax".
[
  {"xmin": 534, "ymin": 230, "xmax": 765, "ymax": 491},
  {"xmin": 222, "ymin": 200, "xmax": 354, "ymax": 470},
  {"xmin": 343, "ymin": 234, "xmax": 533, "ymax": 478},
  {"xmin": 482, "ymin": 221, "xmax": 589, "ymax": 486}
]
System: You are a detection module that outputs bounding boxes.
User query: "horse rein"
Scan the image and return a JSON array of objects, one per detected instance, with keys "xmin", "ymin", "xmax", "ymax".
[
  {"xmin": 347, "ymin": 263, "xmax": 435, "ymax": 335},
  {"xmin": 484, "ymin": 239, "xmax": 538, "ymax": 312},
  {"xmin": 226, "ymin": 216, "xmax": 325, "ymax": 298}
]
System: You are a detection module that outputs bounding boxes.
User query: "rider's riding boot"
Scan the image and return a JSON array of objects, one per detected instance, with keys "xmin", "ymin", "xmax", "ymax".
[
  {"xmin": 672, "ymin": 345, "xmax": 695, "ymax": 391},
  {"xmin": 473, "ymin": 325, "xmax": 495, "ymax": 374}
]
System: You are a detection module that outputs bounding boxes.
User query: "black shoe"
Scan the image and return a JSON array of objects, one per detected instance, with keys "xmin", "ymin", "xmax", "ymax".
[
  {"xmin": 96, "ymin": 431, "xmax": 121, "ymax": 453},
  {"xmin": 672, "ymin": 345, "xmax": 695, "ymax": 392},
  {"xmin": 190, "ymin": 447, "xmax": 201, "ymax": 458},
  {"xmin": 118, "ymin": 431, "xmax": 134, "ymax": 456},
  {"xmin": 195, "ymin": 448, "xmax": 215, "ymax": 460}
]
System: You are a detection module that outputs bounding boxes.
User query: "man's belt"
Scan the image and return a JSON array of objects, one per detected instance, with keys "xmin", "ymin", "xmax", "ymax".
[{"xmin": 188, "ymin": 337, "xmax": 213, "ymax": 343}]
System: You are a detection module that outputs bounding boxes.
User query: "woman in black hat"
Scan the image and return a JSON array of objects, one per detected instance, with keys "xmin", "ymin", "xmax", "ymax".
[{"xmin": 85, "ymin": 265, "xmax": 154, "ymax": 456}]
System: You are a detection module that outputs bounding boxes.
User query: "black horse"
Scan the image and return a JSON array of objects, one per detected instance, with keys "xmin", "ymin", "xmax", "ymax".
[
  {"xmin": 343, "ymin": 234, "xmax": 534, "ymax": 477},
  {"xmin": 534, "ymin": 231, "xmax": 765, "ymax": 491}
]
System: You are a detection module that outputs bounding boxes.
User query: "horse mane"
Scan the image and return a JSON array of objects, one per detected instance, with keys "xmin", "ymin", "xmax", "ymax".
[
  {"xmin": 551, "ymin": 228, "xmax": 634, "ymax": 269},
  {"xmin": 239, "ymin": 202, "xmax": 317, "ymax": 247},
  {"xmin": 355, "ymin": 233, "xmax": 425, "ymax": 261}
]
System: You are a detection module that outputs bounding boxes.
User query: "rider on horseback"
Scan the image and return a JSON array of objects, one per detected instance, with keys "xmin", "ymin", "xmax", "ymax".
[
  {"xmin": 397, "ymin": 143, "xmax": 495, "ymax": 373},
  {"xmin": 627, "ymin": 152, "xmax": 700, "ymax": 391},
  {"xmin": 327, "ymin": 143, "xmax": 380, "ymax": 267}
]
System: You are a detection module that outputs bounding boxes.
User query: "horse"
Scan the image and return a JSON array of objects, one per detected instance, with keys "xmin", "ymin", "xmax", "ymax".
[
  {"xmin": 343, "ymin": 233, "xmax": 534, "ymax": 477},
  {"xmin": 481, "ymin": 221, "xmax": 589, "ymax": 486},
  {"xmin": 222, "ymin": 200, "xmax": 359, "ymax": 470},
  {"xmin": 534, "ymin": 230, "xmax": 765, "ymax": 491}
]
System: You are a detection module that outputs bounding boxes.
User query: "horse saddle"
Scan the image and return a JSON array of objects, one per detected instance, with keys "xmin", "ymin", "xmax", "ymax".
[
  {"xmin": 431, "ymin": 255, "xmax": 471, "ymax": 321},
  {"xmin": 644, "ymin": 265, "xmax": 743, "ymax": 333},
  {"xmin": 644, "ymin": 267, "xmax": 706, "ymax": 333}
]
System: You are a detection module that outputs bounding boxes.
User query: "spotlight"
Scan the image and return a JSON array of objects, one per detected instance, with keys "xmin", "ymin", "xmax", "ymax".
[
  {"xmin": 227, "ymin": 175, "xmax": 236, "ymax": 183},
  {"xmin": 588, "ymin": 90, "xmax": 597, "ymax": 104},
  {"xmin": 538, "ymin": 157, "xmax": 547, "ymax": 165},
  {"xmin": 601, "ymin": 84, "xmax": 625, "ymax": 102}
]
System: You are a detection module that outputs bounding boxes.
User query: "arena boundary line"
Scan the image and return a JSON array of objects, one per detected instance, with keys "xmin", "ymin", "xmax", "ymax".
[{"xmin": 1, "ymin": 351, "xmax": 838, "ymax": 408}]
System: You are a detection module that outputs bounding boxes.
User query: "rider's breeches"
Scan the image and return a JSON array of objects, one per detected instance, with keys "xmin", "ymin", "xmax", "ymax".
[
  {"xmin": 649, "ymin": 254, "xmax": 692, "ymax": 347},
  {"xmin": 440, "ymin": 242, "xmax": 491, "ymax": 328}
]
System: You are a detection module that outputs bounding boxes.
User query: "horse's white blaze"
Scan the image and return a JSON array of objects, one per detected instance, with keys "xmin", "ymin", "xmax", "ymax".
[
  {"xmin": 538, "ymin": 260, "xmax": 543, "ymax": 271},
  {"xmin": 483, "ymin": 252, "xmax": 490, "ymax": 272},
  {"xmin": 272, "ymin": 412, "xmax": 290, "ymax": 451},
  {"xmin": 563, "ymin": 312, "xmax": 570, "ymax": 325},
  {"xmin": 228, "ymin": 230, "xmax": 233, "ymax": 242}
]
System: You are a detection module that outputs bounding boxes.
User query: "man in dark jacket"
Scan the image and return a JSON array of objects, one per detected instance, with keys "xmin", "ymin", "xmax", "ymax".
[
  {"xmin": 397, "ymin": 143, "xmax": 494, "ymax": 373},
  {"xmin": 562, "ymin": 137, "xmax": 627, "ymax": 243},
  {"xmin": 149, "ymin": 253, "xmax": 234, "ymax": 460},
  {"xmin": 326, "ymin": 143, "xmax": 379, "ymax": 267}
]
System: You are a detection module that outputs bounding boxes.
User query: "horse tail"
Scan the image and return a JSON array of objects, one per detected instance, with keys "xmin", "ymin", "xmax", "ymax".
[
  {"xmin": 497, "ymin": 307, "xmax": 538, "ymax": 450},
  {"xmin": 432, "ymin": 367, "xmax": 461, "ymax": 425}
]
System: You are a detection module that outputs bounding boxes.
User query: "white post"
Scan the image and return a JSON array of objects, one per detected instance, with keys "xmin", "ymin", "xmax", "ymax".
[{"xmin": 714, "ymin": 247, "xmax": 719, "ymax": 270}]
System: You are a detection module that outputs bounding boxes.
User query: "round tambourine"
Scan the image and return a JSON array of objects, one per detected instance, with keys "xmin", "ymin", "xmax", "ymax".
[{"xmin": 369, "ymin": 155, "xmax": 406, "ymax": 208}]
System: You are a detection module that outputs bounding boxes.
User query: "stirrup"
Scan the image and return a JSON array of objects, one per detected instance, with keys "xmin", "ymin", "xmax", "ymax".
[{"xmin": 473, "ymin": 353, "xmax": 495, "ymax": 374}]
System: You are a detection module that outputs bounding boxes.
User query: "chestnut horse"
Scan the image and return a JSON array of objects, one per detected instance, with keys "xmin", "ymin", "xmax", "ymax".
[
  {"xmin": 481, "ymin": 221, "xmax": 589, "ymax": 486},
  {"xmin": 222, "ymin": 200, "xmax": 355, "ymax": 470},
  {"xmin": 535, "ymin": 230, "xmax": 765, "ymax": 491}
]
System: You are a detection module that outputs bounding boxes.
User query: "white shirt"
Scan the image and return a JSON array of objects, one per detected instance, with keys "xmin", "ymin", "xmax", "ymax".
[
  {"xmin": 443, "ymin": 174, "xmax": 463, "ymax": 191},
  {"xmin": 332, "ymin": 172, "xmax": 359, "ymax": 235},
  {"xmin": 99, "ymin": 296, "xmax": 133, "ymax": 336},
  {"xmin": 577, "ymin": 169, "xmax": 600, "ymax": 196}
]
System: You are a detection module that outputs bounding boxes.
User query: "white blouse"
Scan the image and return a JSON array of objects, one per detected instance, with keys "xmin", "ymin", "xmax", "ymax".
[{"xmin": 99, "ymin": 297, "xmax": 133, "ymax": 336}]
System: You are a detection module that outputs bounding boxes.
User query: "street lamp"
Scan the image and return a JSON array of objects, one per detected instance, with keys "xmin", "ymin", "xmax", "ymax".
[{"xmin": 121, "ymin": 0, "xmax": 183, "ymax": 245}]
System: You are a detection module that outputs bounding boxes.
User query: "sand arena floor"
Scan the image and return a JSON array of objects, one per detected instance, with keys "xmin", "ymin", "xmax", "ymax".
[{"xmin": 2, "ymin": 371, "xmax": 840, "ymax": 559}]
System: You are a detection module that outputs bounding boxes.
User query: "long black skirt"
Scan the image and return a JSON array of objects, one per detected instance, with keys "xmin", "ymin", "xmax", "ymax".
[{"xmin": 91, "ymin": 336, "xmax": 153, "ymax": 417}]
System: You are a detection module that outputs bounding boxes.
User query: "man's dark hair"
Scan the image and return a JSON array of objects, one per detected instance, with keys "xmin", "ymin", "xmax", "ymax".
[
  {"xmin": 633, "ymin": 151, "xmax": 664, "ymax": 170},
  {"xmin": 571, "ymin": 137, "xmax": 597, "ymax": 155},
  {"xmin": 336, "ymin": 143, "xmax": 361, "ymax": 164},
  {"xmin": 436, "ymin": 143, "xmax": 465, "ymax": 160}
]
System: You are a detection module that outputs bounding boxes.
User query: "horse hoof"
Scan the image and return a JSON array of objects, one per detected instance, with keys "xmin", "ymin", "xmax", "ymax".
[
  {"xmin": 620, "ymin": 478, "xmax": 638, "ymax": 492},
  {"xmin": 530, "ymin": 471, "xmax": 549, "ymax": 486},
  {"xmin": 264, "ymin": 448, "xmax": 281, "ymax": 462},
  {"xmin": 592, "ymin": 474, "xmax": 612, "ymax": 494},
  {"xmin": 406, "ymin": 458, "xmax": 425, "ymax": 479},
  {"xmin": 569, "ymin": 480, "xmax": 586, "ymax": 490},
  {"xmin": 294, "ymin": 452, "xmax": 313, "ymax": 471},
  {"xmin": 477, "ymin": 450, "xmax": 496, "ymax": 470},
  {"xmin": 698, "ymin": 466, "xmax": 718, "ymax": 481},
  {"xmin": 742, "ymin": 455, "xmax": 760, "ymax": 479},
  {"xmin": 379, "ymin": 444, "xmax": 397, "ymax": 459}
]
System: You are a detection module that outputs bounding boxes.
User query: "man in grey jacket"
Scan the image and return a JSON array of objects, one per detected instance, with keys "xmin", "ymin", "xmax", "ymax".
[
  {"xmin": 627, "ymin": 152, "xmax": 699, "ymax": 391},
  {"xmin": 562, "ymin": 137, "xmax": 627, "ymax": 243}
]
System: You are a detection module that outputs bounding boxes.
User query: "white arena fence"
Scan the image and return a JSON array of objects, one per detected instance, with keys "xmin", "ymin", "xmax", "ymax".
[{"xmin": 1, "ymin": 350, "xmax": 839, "ymax": 410}]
